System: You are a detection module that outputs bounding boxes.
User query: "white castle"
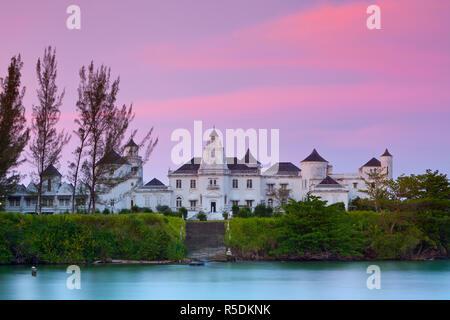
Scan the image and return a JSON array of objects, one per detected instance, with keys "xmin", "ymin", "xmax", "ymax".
[{"xmin": 5, "ymin": 130, "xmax": 393, "ymax": 219}]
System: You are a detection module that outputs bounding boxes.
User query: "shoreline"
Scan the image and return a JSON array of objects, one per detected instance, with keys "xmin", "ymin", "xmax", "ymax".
[{"xmin": 1, "ymin": 256, "xmax": 447, "ymax": 267}]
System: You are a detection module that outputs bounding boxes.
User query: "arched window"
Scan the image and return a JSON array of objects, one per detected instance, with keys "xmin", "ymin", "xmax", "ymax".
[{"xmin": 176, "ymin": 197, "xmax": 182, "ymax": 208}]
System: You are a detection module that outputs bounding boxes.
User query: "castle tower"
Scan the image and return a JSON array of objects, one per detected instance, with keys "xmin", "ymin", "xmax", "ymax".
[
  {"xmin": 199, "ymin": 128, "xmax": 228, "ymax": 174},
  {"xmin": 380, "ymin": 148, "xmax": 393, "ymax": 179},
  {"xmin": 124, "ymin": 138, "xmax": 143, "ymax": 186},
  {"xmin": 301, "ymin": 149, "xmax": 328, "ymax": 190}
]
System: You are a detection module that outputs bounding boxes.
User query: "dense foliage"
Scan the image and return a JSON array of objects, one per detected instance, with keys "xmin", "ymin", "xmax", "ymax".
[
  {"xmin": 227, "ymin": 196, "xmax": 449, "ymax": 261},
  {"xmin": 0, "ymin": 212, "xmax": 186, "ymax": 264}
]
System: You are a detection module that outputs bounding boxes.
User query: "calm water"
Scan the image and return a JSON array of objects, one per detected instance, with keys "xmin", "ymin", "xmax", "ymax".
[{"xmin": 0, "ymin": 261, "xmax": 448, "ymax": 300}]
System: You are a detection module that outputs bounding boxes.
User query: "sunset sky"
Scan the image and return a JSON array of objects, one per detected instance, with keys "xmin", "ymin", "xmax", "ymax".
[{"xmin": 1, "ymin": 0, "xmax": 449, "ymax": 184}]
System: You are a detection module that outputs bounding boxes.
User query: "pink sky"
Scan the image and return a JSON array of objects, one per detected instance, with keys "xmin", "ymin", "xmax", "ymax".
[{"xmin": 1, "ymin": 0, "xmax": 449, "ymax": 184}]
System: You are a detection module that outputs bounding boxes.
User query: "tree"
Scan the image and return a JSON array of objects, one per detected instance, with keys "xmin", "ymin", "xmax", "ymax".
[
  {"xmin": 360, "ymin": 167, "xmax": 390, "ymax": 212},
  {"xmin": 75, "ymin": 62, "xmax": 133, "ymax": 214},
  {"xmin": 29, "ymin": 47, "xmax": 71, "ymax": 215},
  {"xmin": 68, "ymin": 125, "xmax": 88, "ymax": 213},
  {"xmin": 0, "ymin": 55, "xmax": 30, "ymax": 199},
  {"xmin": 267, "ymin": 185, "xmax": 291, "ymax": 210},
  {"xmin": 386, "ymin": 169, "xmax": 449, "ymax": 201},
  {"xmin": 73, "ymin": 62, "xmax": 158, "ymax": 214},
  {"xmin": 416, "ymin": 170, "xmax": 450, "ymax": 200}
]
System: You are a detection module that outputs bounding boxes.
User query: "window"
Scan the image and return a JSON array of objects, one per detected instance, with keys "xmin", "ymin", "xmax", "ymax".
[
  {"xmin": 246, "ymin": 179, "xmax": 252, "ymax": 189},
  {"xmin": 47, "ymin": 179, "xmax": 51, "ymax": 192},
  {"xmin": 268, "ymin": 199, "xmax": 273, "ymax": 208},
  {"xmin": 246, "ymin": 200, "xmax": 253, "ymax": 207},
  {"xmin": 76, "ymin": 198, "xmax": 86, "ymax": 206},
  {"xmin": 26, "ymin": 198, "xmax": 37, "ymax": 207},
  {"xmin": 59, "ymin": 199, "xmax": 70, "ymax": 207},
  {"xmin": 208, "ymin": 178, "xmax": 218, "ymax": 189},
  {"xmin": 280, "ymin": 183, "xmax": 288, "ymax": 190},
  {"xmin": 10, "ymin": 198, "xmax": 20, "ymax": 207},
  {"xmin": 231, "ymin": 200, "xmax": 239, "ymax": 207},
  {"xmin": 190, "ymin": 200, "xmax": 197, "ymax": 210},
  {"xmin": 190, "ymin": 179, "xmax": 196, "ymax": 189},
  {"xmin": 176, "ymin": 197, "xmax": 182, "ymax": 208},
  {"xmin": 211, "ymin": 149, "xmax": 215, "ymax": 158},
  {"xmin": 145, "ymin": 196, "xmax": 150, "ymax": 207},
  {"xmin": 353, "ymin": 182, "xmax": 358, "ymax": 188},
  {"xmin": 176, "ymin": 179, "xmax": 182, "ymax": 188},
  {"xmin": 131, "ymin": 167, "xmax": 138, "ymax": 174},
  {"xmin": 232, "ymin": 179, "xmax": 238, "ymax": 189},
  {"xmin": 267, "ymin": 183, "xmax": 274, "ymax": 193},
  {"xmin": 42, "ymin": 198, "xmax": 53, "ymax": 207}
]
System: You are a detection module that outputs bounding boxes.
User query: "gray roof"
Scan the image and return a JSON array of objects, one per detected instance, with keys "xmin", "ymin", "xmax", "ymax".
[
  {"xmin": 172, "ymin": 156, "xmax": 260, "ymax": 174},
  {"xmin": 243, "ymin": 149, "xmax": 261, "ymax": 165},
  {"xmin": 362, "ymin": 157, "xmax": 381, "ymax": 167},
  {"xmin": 265, "ymin": 162, "xmax": 301, "ymax": 175},
  {"xmin": 316, "ymin": 176, "xmax": 342, "ymax": 188},
  {"xmin": 172, "ymin": 158, "xmax": 201, "ymax": 174},
  {"xmin": 301, "ymin": 149, "xmax": 327, "ymax": 162},
  {"xmin": 145, "ymin": 178, "xmax": 165, "ymax": 187},
  {"xmin": 381, "ymin": 148, "xmax": 392, "ymax": 157},
  {"xmin": 42, "ymin": 164, "xmax": 62, "ymax": 177},
  {"xmin": 97, "ymin": 150, "xmax": 130, "ymax": 166}
]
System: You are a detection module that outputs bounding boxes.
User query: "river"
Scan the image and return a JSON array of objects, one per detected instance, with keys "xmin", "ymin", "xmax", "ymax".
[{"xmin": 0, "ymin": 261, "xmax": 448, "ymax": 299}]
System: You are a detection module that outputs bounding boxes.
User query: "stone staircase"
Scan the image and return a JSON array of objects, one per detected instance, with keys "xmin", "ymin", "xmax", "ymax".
[{"xmin": 184, "ymin": 221, "xmax": 227, "ymax": 261}]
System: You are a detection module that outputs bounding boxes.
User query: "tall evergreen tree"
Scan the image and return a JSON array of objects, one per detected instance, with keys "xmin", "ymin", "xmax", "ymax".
[
  {"xmin": 76, "ymin": 62, "xmax": 133, "ymax": 214},
  {"xmin": 0, "ymin": 55, "xmax": 30, "ymax": 201},
  {"xmin": 29, "ymin": 46, "xmax": 71, "ymax": 215}
]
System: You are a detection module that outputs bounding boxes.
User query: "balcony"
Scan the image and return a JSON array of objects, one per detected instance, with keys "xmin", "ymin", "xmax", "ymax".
[{"xmin": 207, "ymin": 185, "xmax": 220, "ymax": 190}]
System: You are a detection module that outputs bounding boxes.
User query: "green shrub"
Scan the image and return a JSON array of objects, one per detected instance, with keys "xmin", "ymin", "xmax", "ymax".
[
  {"xmin": 236, "ymin": 207, "xmax": 253, "ymax": 218},
  {"xmin": 231, "ymin": 205, "xmax": 239, "ymax": 217},
  {"xmin": 0, "ymin": 212, "xmax": 186, "ymax": 264},
  {"xmin": 273, "ymin": 211, "xmax": 283, "ymax": 218},
  {"xmin": 156, "ymin": 205, "xmax": 170, "ymax": 213},
  {"xmin": 222, "ymin": 212, "xmax": 229, "ymax": 220},
  {"xmin": 254, "ymin": 204, "xmax": 273, "ymax": 217},
  {"xmin": 197, "ymin": 211, "xmax": 207, "ymax": 221},
  {"xmin": 102, "ymin": 208, "xmax": 110, "ymax": 214},
  {"xmin": 179, "ymin": 207, "xmax": 188, "ymax": 220}
]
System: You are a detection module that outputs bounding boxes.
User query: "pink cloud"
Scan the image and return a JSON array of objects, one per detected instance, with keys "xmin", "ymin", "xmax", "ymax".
[
  {"xmin": 139, "ymin": 0, "xmax": 450, "ymax": 79},
  {"xmin": 132, "ymin": 82, "xmax": 450, "ymax": 120}
]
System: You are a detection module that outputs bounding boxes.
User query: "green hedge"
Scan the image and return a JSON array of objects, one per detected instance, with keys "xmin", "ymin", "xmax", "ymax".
[
  {"xmin": 226, "ymin": 199, "xmax": 449, "ymax": 260},
  {"xmin": 0, "ymin": 212, "xmax": 186, "ymax": 264}
]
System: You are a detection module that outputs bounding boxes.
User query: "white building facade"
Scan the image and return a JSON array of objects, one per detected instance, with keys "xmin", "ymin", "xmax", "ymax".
[{"xmin": 4, "ymin": 132, "xmax": 393, "ymax": 219}]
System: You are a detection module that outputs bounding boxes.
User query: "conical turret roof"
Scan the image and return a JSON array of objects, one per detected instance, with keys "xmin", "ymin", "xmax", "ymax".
[
  {"xmin": 381, "ymin": 148, "xmax": 392, "ymax": 157},
  {"xmin": 301, "ymin": 149, "xmax": 327, "ymax": 162}
]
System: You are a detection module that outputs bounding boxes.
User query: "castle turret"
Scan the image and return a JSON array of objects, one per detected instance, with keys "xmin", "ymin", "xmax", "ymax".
[
  {"xmin": 301, "ymin": 149, "xmax": 328, "ymax": 190},
  {"xmin": 124, "ymin": 139, "xmax": 139, "ymax": 158},
  {"xmin": 380, "ymin": 148, "xmax": 393, "ymax": 179},
  {"xmin": 199, "ymin": 128, "xmax": 228, "ymax": 174},
  {"xmin": 124, "ymin": 138, "xmax": 143, "ymax": 186}
]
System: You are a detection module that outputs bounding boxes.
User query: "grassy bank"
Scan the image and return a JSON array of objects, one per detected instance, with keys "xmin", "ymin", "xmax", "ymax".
[
  {"xmin": 226, "ymin": 198, "xmax": 449, "ymax": 261},
  {"xmin": 0, "ymin": 212, "xmax": 186, "ymax": 264}
]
